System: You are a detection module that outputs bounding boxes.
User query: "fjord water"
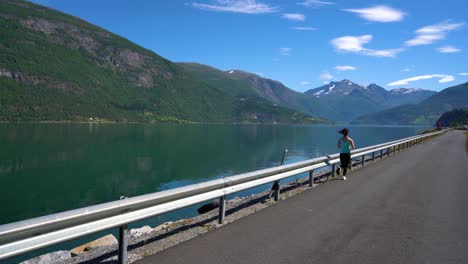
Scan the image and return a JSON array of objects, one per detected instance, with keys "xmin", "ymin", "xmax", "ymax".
[
  {"xmin": 0, "ymin": 123, "xmax": 429, "ymax": 262},
  {"xmin": 1, "ymin": 123, "xmax": 429, "ymax": 225}
]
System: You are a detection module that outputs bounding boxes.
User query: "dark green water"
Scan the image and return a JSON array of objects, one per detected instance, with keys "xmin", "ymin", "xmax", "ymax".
[{"xmin": 0, "ymin": 124, "xmax": 429, "ymax": 262}]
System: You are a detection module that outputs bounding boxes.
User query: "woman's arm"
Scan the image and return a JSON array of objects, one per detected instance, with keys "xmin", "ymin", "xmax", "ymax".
[
  {"xmin": 337, "ymin": 139, "xmax": 341, "ymax": 149},
  {"xmin": 350, "ymin": 138, "xmax": 356, "ymax": 150}
]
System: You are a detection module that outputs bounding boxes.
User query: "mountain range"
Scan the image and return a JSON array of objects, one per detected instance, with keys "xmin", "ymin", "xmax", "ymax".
[
  {"xmin": 0, "ymin": 0, "xmax": 465, "ymax": 125},
  {"xmin": 178, "ymin": 64, "xmax": 437, "ymax": 123},
  {"xmin": 304, "ymin": 80, "xmax": 436, "ymax": 122},
  {"xmin": 352, "ymin": 82, "xmax": 468, "ymax": 125}
]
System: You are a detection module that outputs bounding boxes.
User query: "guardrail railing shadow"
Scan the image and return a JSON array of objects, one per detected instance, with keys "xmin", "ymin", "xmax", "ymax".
[{"xmin": 0, "ymin": 129, "xmax": 447, "ymax": 263}]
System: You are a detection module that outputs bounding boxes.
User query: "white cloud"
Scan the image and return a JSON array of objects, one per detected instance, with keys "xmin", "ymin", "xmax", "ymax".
[
  {"xmin": 343, "ymin": 5, "xmax": 405, "ymax": 23},
  {"xmin": 280, "ymin": 48, "xmax": 291, "ymax": 56},
  {"xmin": 292, "ymin": 27, "xmax": 317, "ymax": 31},
  {"xmin": 320, "ymin": 72, "xmax": 333, "ymax": 80},
  {"xmin": 405, "ymin": 21, "xmax": 464, "ymax": 47},
  {"xmin": 335, "ymin": 65, "xmax": 357, "ymax": 71},
  {"xmin": 403, "ymin": 67, "xmax": 411, "ymax": 72},
  {"xmin": 255, "ymin": 72, "xmax": 264, "ymax": 76},
  {"xmin": 405, "ymin": 34, "xmax": 445, "ymax": 46},
  {"xmin": 439, "ymin": 75, "xmax": 455, "ymax": 83},
  {"xmin": 297, "ymin": 0, "xmax": 334, "ymax": 8},
  {"xmin": 364, "ymin": 49, "xmax": 402, "ymax": 57},
  {"xmin": 300, "ymin": 81, "xmax": 312, "ymax": 85},
  {"xmin": 416, "ymin": 21, "xmax": 464, "ymax": 34},
  {"xmin": 332, "ymin": 35, "xmax": 372, "ymax": 52},
  {"xmin": 388, "ymin": 74, "xmax": 455, "ymax": 86},
  {"xmin": 437, "ymin": 46, "xmax": 461, "ymax": 53},
  {"xmin": 331, "ymin": 35, "xmax": 403, "ymax": 57},
  {"xmin": 460, "ymin": 73, "xmax": 468, "ymax": 76},
  {"xmin": 282, "ymin": 13, "xmax": 305, "ymax": 21},
  {"xmin": 192, "ymin": 0, "xmax": 277, "ymax": 14}
]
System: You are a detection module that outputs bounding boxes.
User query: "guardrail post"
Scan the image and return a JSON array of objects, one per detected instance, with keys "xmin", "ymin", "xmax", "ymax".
[
  {"xmin": 372, "ymin": 152, "xmax": 375, "ymax": 161},
  {"xmin": 118, "ymin": 196, "xmax": 128, "ymax": 264},
  {"xmin": 380, "ymin": 149, "xmax": 384, "ymax": 159},
  {"xmin": 118, "ymin": 224, "xmax": 128, "ymax": 264},
  {"xmin": 309, "ymin": 169, "xmax": 315, "ymax": 187},
  {"xmin": 218, "ymin": 195, "xmax": 226, "ymax": 224},
  {"xmin": 331, "ymin": 164, "xmax": 336, "ymax": 178},
  {"xmin": 274, "ymin": 181, "xmax": 280, "ymax": 201},
  {"xmin": 361, "ymin": 155, "xmax": 365, "ymax": 166},
  {"xmin": 387, "ymin": 147, "xmax": 391, "ymax": 156}
]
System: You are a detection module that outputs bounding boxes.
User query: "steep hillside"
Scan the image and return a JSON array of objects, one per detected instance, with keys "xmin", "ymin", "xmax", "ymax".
[
  {"xmin": 436, "ymin": 109, "xmax": 468, "ymax": 127},
  {"xmin": 178, "ymin": 63, "xmax": 332, "ymax": 119},
  {"xmin": 0, "ymin": 0, "xmax": 326, "ymax": 124},
  {"xmin": 351, "ymin": 82, "xmax": 468, "ymax": 125}
]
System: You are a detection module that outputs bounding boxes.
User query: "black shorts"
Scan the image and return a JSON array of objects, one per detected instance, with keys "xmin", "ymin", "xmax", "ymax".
[{"xmin": 340, "ymin": 153, "xmax": 351, "ymax": 168}]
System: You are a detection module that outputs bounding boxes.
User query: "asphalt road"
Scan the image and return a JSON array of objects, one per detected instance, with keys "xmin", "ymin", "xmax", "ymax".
[{"xmin": 137, "ymin": 130, "xmax": 468, "ymax": 264}]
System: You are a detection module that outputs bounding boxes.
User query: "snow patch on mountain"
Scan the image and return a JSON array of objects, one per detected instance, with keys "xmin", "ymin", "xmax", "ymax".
[
  {"xmin": 314, "ymin": 89, "xmax": 324, "ymax": 96},
  {"xmin": 325, "ymin": 84, "xmax": 335, "ymax": 94}
]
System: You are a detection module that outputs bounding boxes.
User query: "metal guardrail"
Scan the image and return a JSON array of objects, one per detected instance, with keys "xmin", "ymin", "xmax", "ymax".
[{"xmin": 0, "ymin": 129, "xmax": 447, "ymax": 263}]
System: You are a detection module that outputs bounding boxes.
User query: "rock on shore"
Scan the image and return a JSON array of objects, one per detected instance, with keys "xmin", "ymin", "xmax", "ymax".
[{"xmin": 70, "ymin": 235, "xmax": 117, "ymax": 256}]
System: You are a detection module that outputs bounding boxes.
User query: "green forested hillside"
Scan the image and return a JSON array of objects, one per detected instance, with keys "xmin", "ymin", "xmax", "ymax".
[
  {"xmin": 178, "ymin": 63, "xmax": 333, "ymax": 119},
  {"xmin": 351, "ymin": 82, "xmax": 468, "ymax": 125},
  {"xmin": 436, "ymin": 109, "xmax": 468, "ymax": 127},
  {"xmin": 0, "ymin": 0, "xmax": 328, "ymax": 124}
]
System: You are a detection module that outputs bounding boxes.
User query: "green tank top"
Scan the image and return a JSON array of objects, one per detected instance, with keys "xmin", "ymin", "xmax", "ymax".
[{"xmin": 340, "ymin": 138, "xmax": 351, "ymax": 153}]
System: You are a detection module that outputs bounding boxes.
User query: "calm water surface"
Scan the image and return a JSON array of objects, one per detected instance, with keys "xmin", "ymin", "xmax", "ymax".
[{"xmin": 0, "ymin": 123, "xmax": 429, "ymax": 262}]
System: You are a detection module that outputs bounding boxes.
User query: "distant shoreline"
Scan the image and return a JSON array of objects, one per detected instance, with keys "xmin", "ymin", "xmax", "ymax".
[
  {"xmin": 0, "ymin": 120, "xmax": 334, "ymax": 125},
  {"xmin": 0, "ymin": 121, "xmax": 435, "ymax": 127}
]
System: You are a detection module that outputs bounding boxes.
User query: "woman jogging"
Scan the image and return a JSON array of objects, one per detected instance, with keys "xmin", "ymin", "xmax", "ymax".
[{"xmin": 336, "ymin": 128, "xmax": 355, "ymax": 180}]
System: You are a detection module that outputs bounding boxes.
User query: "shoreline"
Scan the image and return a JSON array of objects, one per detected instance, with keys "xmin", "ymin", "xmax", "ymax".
[{"xmin": 0, "ymin": 121, "xmax": 435, "ymax": 127}]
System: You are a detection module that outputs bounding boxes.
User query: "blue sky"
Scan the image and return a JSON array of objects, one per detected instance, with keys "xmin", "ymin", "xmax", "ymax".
[{"xmin": 30, "ymin": 0, "xmax": 468, "ymax": 92}]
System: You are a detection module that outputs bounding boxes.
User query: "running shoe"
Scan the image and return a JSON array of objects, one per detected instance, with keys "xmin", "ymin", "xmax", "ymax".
[{"xmin": 343, "ymin": 176, "xmax": 347, "ymax": 181}]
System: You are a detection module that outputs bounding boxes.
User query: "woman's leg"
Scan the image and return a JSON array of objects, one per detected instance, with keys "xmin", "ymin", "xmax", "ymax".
[
  {"xmin": 339, "ymin": 153, "xmax": 346, "ymax": 175},
  {"xmin": 342, "ymin": 154, "xmax": 351, "ymax": 175}
]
